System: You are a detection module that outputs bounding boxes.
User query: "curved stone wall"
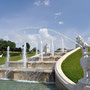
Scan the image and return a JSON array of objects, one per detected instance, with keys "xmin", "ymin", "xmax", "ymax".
[{"xmin": 55, "ymin": 47, "xmax": 80, "ymax": 90}]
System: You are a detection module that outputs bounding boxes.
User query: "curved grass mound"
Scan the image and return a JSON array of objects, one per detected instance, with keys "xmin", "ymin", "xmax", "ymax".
[
  {"xmin": 62, "ymin": 48, "xmax": 90, "ymax": 83},
  {"xmin": 62, "ymin": 49, "xmax": 83, "ymax": 83}
]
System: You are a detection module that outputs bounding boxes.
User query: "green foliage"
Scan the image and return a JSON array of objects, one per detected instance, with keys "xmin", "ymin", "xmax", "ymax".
[
  {"xmin": 57, "ymin": 48, "xmax": 61, "ymax": 50},
  {"xmin": 0, "ymin": 39, "xmax": 15, "ymax": 51},
  {"xmin": 27, "ymin": 52, "xmax": 35, "ymax": 57},
  {"xmin": 0, "ymin": 52, "xmax": 21, "ymax": 57},
  {"xmin": 88, "ymin": 48, "xmax": 90, "ymax": 52},
  {"xmin": 10, "ymin": 55, "xmax": 21, "ymax": 61},
  {"xmin": 31, "ymin": 47, "xmax": 40, "ymax": 53},
  {"xmin": 0, "ymin": 39, "xmax": 22, "ymax": 52},
  {"xmin": 7, "ymin": 41, "xmax": 16, "ymax": 51},
  {"xmin": 10, "ymin": 53, "xmax": 21, "ymax": 56},
  {"xmin": 0, "ymin": 39, "xmax": 16, "ymax": 51},
  {"xmin": 57, "ymin": 48, "xmax": 67, "ymax": 50},
  {"xmin": 0, "ymin": 57, "xmax": 6, "ymax": 65},
  {"xmin": 26, "ymin": 43, "xmax": 30, "ymax": 52},
  {"xmin": 31, "ymin": 47, "xmax": 36, "ymax": 52},
  {"xmin": 14, "ymin": 48, "xmax": 22, "ymax": 52}
]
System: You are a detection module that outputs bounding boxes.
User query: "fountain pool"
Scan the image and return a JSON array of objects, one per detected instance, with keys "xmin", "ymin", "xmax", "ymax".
[{"xmin": 0, "ymin": 80, "xmax": 59, "ymax": 90}]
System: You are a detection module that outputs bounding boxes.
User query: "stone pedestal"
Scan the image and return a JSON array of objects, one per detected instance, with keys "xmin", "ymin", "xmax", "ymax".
[
  {"xmin": 74, "ymin": 78, "xmax": 90, "ymax": 90},
  {"xmin": 74, "ymin": 83, "xmax": 90, "ymax": 90}
]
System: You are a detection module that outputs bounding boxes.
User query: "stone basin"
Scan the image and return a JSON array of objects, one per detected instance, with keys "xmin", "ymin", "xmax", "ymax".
[{"xmin": 0, "ymin": 68, "xmax": 55, "ymax": 82}]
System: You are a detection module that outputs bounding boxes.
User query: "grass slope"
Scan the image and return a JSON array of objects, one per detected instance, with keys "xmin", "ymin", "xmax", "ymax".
[{"xmin": 62, "ymin": 48, "xmax": 90, "ymax": 83}]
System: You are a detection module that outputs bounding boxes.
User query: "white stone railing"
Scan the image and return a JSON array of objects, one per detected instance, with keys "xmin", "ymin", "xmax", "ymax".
[{"xmin": 55, "ymin": 47, "xmax": 80, "ymax": 90}]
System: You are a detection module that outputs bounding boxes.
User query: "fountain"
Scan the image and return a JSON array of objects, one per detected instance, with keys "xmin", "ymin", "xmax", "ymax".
[
  {"xmin": 23, "ymin": 43, "xmax": 27, "ymax": 68},
  {"xmin": 51, "ymin": 40, "xmax": 54, "ymax": 56},
  {"xmin": 6, "ymin": 46, "xmax": 10, "ymax": 67},
  {"xmin": 61, "ymin": 37, "xmax": 64, "ymax": 52},
  {"xmin": 49, "ymin": 44, "xmax": 51, "ymax": 53},
  {"xmin": 40, "ymin": 41, "xmax": 43, "ymax": 61},
  {"xmin": 0, "ymin": 28, "xmax": 78, "ymax": 90},
  {"xmin": 36, "ymin": 43, "xmax": 38, "ymax": 55}
]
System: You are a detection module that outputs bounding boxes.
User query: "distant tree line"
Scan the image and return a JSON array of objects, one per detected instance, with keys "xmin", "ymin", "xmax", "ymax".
[
  {"xmin": 0, "ymin": 39, "xmax": 30, "ymax": 52},
  {"xmin": 0, "ymin": 39, "xmax": 41, "ymax": 54},
  {"xmin": 0, "ymin": 39, "xmax": 17, "ymax": 51}
]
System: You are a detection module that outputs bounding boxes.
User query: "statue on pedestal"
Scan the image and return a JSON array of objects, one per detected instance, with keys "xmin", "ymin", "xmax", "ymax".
[
  {"xmin": 43, "ymin": 44, "xmax": 50, "ymax": 55},
  {"xmin": 76, "ymin": 35, "xmax": 90, "ymax": 85}
]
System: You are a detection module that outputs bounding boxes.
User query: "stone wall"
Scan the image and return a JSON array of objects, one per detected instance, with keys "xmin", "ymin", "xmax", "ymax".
[
  {"xmin": 55, "ymin": 48, "xmax": 80, "ymax": 90},
  {"xmin": 0, "ymin": 69, "xmax": 55, "ymax": 83}
]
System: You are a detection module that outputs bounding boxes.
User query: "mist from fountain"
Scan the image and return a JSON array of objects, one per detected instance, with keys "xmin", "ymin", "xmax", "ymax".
[
  {"xmin": 48, "ymin": 29, "xmax": 83, "ymax": 48},
  {"xmin": 51, "ymin": 40, "xmax": 54, "ymax": 56},
  {"xmin": 61, "ymin": 38, "xmax": 64, "ymax": 52},
  {"xmin": 23, "ymin": 43, "xmax": 27, "ymax": 68},
  {"xmin": 5, "ymin": 70, "xmax": 12, "ymax": 79},
  {"xmin": 40, "ymin": 41, "xmax": 43, "ymax": 61},
  {"xmin": 6, "ymin": 46, "xmax": 10, "ymax": 67},
  {"xmin": 36, "ymin": 43, "xmax": 38, "ymax": 55},
  {"xmin": 49, "ymin": 44, "xmax": 50, "ymax": 53}
]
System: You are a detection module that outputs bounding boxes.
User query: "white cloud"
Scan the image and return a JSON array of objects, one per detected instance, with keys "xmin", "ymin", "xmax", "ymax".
[
  {"xmin": 43, "ymin": 0, "xmax": 50, "ymax": 6},
  {"xmin": 39, "ymin": 28, "xmax": 50, "ymax": 38},
  {"xmin": 55, "ymin": 12, "xmax": 62, "ymax": 19},
  {"xmin": 55, "ymin": 12, "xmax": 62, "ymax": 16},
  {"xmin": 34, "ymin": 0, "xmax": 41, "ymax": 6},
  {"xmin": 58, "ymin": 21, "xmax": 64, "ymax": 24},
  {"xmin": 34, "ymin": 0, "xmax": 50, "ymax": 6},
  {"xmin": 39, "ymin": 28, "xmax": 55, "ymax": 41},
  {"xmin": 12, "ymin": 33, "xmax": 40, "ymax": 49}
]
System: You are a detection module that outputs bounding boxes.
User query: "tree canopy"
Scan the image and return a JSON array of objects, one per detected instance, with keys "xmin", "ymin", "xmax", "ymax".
[
  {"xmin": 0, "ymin": 39, "xmax": 21, "ymax": 52},
  {"xmin": 26, "ymin": 42, "xmax": 30, "ymax": 52}
]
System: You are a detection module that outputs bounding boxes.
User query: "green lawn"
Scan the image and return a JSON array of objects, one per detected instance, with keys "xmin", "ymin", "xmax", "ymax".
[
  {"xmin": 0, "ymin": 52, "xmax": 35, "ymax": 65},
  {"xmin": 62, "ymin": 48, "xmax": 90, "ymax": 83}
]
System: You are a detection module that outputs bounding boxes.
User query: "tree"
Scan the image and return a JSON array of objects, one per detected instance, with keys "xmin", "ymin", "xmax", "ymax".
[
  {"xmin": 31, "ymin": 47, "xmax": 36, "ymax": 52},
  {"xmin": 57, "ymin": 48, "xmax": 62, "ymax": 50},
  {"xmin": 0, "ymin": 39, "xmax": 16, "ymax": 51},
  {"xmin": 57, "ymin": 48, "xmax": 67, "ymax": 51},
  {"xmin": 26, "ymin": 43, "xmax": 30, "ymax": 52},
  {"xmin": 0, "ymin": 39, "xmax": 30, "ymax": 52},
  {"xmin": 7, "ymin": 41, "xmax": 16, "ymax": 51},
  {"xmin": 15, "ymin": 47, "xmax": 22, "ymax": 52}
]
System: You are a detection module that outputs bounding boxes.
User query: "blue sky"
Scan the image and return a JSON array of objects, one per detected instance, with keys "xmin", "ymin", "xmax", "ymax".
[{"xmin": 0, "ymin": 0, "xmax": 90, "ymax": 48}]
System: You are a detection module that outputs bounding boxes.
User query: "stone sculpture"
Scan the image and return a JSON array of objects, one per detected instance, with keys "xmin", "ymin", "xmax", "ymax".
[
  {"xmin": 76, "ymin": 35, "xmax": 90, "ymax": 84},
  {"xmin": 43, "ymin": 44, "xmax": 50, "ymax": 54},
  {"xmin": 75, "ymin": 35, "xmax": 90, "ymax": 90}
]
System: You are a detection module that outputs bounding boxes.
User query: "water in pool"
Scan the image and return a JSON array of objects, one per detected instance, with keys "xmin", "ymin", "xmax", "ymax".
[{"xmin": 0, "ymin": 80, "xmax": 60, "ymax": 90}]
